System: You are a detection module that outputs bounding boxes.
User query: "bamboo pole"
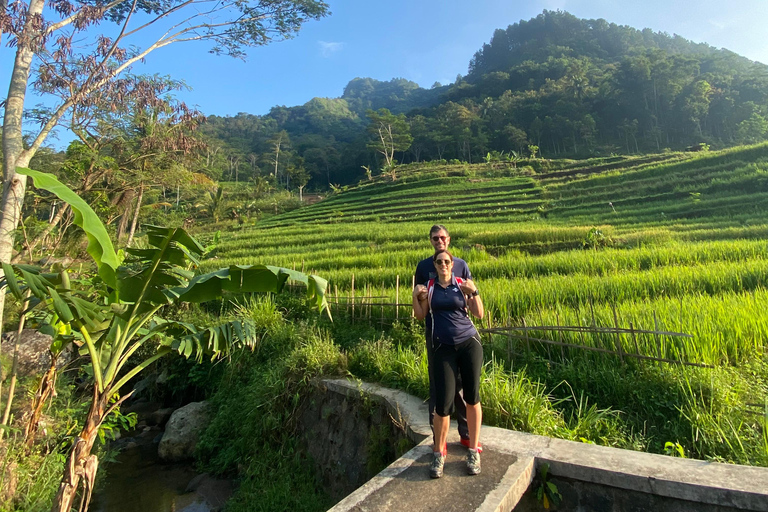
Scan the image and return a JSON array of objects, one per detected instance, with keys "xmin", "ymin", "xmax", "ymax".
[
  {"xmin": 334, "ymin": 284, "xmax": 339, "ymax": 317},
  {"xmin": 481, "ymin": 325, "xmax": 691, "ymax": 337},
  {"xmin": 478, "ymin": 331, "xmax": 712, "ymax": 368},
  {"xmin": 630, "ymin": 321, "xmax": 640, "ymax": 355},
  {"xmin": 611, "ymin": 303, "xmax": 624, "ymax": 364},
  {"xmin": 523, "ymin": 317, "xmax": 530, "ymax": 353},
  {"xmin": 395, "ymin": 275, "xmax": 400, "ymax": 321},
  {"xmin": 557, "ymin": 311, "xmax": 565, "ymax": 362},
  {"xmin": 381, "ymin": 281, "xmax": 385, "ymax": 326}
]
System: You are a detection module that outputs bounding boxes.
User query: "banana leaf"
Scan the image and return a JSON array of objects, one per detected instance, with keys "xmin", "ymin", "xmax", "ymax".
[
  {"xmin": 17, "ymin": 168, "xmax": 119, "ymax": 288},
  {"xmin": 173, "ymin": 264, "xmax": 330, "ymax": 316}
]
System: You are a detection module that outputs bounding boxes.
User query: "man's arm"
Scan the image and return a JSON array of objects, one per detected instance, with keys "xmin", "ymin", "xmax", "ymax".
[{"xmin": 414, "ymin": 258, "xmax": 430, "ymax": 286}]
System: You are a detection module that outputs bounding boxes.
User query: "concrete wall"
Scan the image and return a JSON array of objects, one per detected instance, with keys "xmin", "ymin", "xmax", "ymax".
[
  {"xmin": 320, "ymin": 378, "xmax": 768, "ymax": 512},
  {"xmin": 514, "ymin": 475, "xmax": 751, "ymax": 512},
  {"xmin": 297, "ymin": 382, "xmax": 415, "ymax": 500}
]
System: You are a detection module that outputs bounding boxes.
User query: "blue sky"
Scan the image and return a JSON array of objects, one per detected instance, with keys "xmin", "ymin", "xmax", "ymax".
[
  {"xmin": 3, "ymin": 0, "xmax": 768, "ymax": 128},
  {"xmin": 137, "ymin": 0, "xmax": 768, "ymax": 117}
]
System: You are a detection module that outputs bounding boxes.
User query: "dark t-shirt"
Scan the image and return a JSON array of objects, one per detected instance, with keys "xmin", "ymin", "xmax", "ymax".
[
  {"xmin": 429, "ymin": 279, "xmax": 478, "ymax": 345},
  {"xmin": 414, "ymin": 256, "xmax": 472, "ymax": 331}
]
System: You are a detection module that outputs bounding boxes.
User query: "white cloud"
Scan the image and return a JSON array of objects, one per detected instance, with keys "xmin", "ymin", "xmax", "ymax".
[{"xmin": 318, "ymin": 41, "xmax": 344, "ymax": 58}]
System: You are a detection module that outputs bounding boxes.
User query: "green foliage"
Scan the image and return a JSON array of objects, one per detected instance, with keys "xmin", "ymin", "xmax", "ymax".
[
  {"xmin": 581, "ymin": 227, "xmax": 612, "ymax": 250},
  {"xmin": 98, "ymin": 396, "xmax": 138, "ymax": 444},
  {"xmin": 664, "ymin": 441, "xmax": 686, "ymax": 458},
  {"xmin": 534, "ymin": 463, "xmax": 562, "ymax": 509},
  {"xmin": 195, "ymin": 299, "xmax": 343, "ymax": 511}
]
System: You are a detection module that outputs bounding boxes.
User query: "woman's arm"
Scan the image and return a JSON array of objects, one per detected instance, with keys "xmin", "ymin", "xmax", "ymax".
[
  {"xmin": 460, "ymin": 280, "xmax": 484, "ymax": 319},
  {"xmin": 412, "ymin": 285, "xmax": 429, "ymax": 320},
  {"xmin": 466, "ymin": 294, "xmax": 484, "ymax": 319}
]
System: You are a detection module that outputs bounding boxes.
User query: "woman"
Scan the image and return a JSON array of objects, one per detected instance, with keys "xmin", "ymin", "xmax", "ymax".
[{"xmin": 412, "ymin": 249, "xmax": 484, "ymax": 478}]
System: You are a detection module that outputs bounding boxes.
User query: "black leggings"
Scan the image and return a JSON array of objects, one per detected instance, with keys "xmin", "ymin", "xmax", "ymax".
[{"xmin": 433, "ymin": 335, "xmax": 483, "ymax": 417}]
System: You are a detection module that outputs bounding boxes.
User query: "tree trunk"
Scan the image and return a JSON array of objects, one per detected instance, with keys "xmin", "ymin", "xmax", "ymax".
[
  {"xmin": 24, "ymin": 356, "xmax": 58, "ymax": 449},
  {"xmin": 0, "ymin": 0, "xmax": 46, "ymax": 337},
  {"xmin": 126, "ymin": 186, "xmax": 144, "ymax": 248},
  {"xmin": 115, "ymin": 189, "xmax": 135, "ymax": 242},
  {"xmin": 52, "ymin": 388, "xmax": 108, "ymax": 512}
]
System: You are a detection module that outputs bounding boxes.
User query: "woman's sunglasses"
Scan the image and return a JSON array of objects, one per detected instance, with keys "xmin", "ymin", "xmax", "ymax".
[{"xmin": 435, "ymin": 259, "xmax": 452, "ymax": 266}]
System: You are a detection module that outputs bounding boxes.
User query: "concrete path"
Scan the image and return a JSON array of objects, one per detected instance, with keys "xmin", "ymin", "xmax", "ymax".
[{"xmin": 323, "ymin": 378, "xmax": 768, "ymax": 512}]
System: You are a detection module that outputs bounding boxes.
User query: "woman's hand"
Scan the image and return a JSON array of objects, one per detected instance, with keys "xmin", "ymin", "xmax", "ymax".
[
  {"xmin": 459, "ymin": 280, "xmax": 477, "ymax": 295},
  {"xmin": 461, "ymin": 280, "xmax": 484, "ymax": 319},
  {"xmin": 412, "ymin": 284, "xmax": 428, "ymax": 320},
  {"xmin": 413, "ymin": 284, "xmax": 428, "ymax": 301}
]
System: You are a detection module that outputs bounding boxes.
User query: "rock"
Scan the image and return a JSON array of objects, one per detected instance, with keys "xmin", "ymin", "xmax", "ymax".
[
  {"xmin": 185, "ymin": 473, "xmax": 208, "ymax": 493},
  {"xmin": 173, "ymin": 494, "xmax": 212, "ymax": 512},
  {"xmin": 150, "ymin": 407, "xmax": 175, "ymax": 427},
  {"xmin": 183, "ymin": 473, "xmax": 234, "ymax": 511},
  {"xmin": 158, "ymin": 401, "xmax": 210, "ymax": 462},
  {"xmin": 122, "ymin": 400, "xmax": 164, "ymax": 422},
  {"xmin": 0, "ymin": 329, "xmax": 73, "ymax": 377}
]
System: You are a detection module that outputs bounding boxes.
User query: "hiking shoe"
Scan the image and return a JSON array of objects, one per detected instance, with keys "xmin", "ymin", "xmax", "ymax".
[
  {"xmin": 466, "ymin": 449, "xmax": 481, "ymax": 475},
  {"xmin": 430, "ymin": 452, "xmax": 446, "ymax": 479},
  {"xmin": 460, "ymin": 438, "xmax": 483, "ymax": 453}
]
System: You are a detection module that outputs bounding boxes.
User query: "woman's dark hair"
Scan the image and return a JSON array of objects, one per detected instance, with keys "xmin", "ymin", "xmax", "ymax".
[
  {"xmin": 433, "ymin": 250, "xmax": 454, "ymax": 263},
  {"xmin": 429, "ymin": 224, "xmax": 449, "ymax": 237}
]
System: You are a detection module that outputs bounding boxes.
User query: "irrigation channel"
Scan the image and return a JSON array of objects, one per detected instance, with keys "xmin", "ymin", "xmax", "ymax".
[{"xmin": 90, "ymin": 443, "xmax": 200, "ymax": 512}]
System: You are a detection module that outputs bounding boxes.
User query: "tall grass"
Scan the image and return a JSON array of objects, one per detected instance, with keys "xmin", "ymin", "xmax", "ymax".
[{"xmin": 196, "ymin": 143, "xmax": 768, "ymax": 468}]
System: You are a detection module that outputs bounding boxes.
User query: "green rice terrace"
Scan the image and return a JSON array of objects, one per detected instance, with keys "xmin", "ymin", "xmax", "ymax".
[{"xmin": 201, "ymin": 143, "xmax": 768, "ymax": 470}]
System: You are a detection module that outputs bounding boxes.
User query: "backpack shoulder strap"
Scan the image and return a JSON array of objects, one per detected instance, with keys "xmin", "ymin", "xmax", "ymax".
[{"xmin": 427, "ymin": 278, "xmax": 435, "ymax": 309}]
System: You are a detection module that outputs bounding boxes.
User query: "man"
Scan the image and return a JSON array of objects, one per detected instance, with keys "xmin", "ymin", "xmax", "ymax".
[{"xmin": 413, "ymin": 224, "xmax": 480, "ymax": 451}]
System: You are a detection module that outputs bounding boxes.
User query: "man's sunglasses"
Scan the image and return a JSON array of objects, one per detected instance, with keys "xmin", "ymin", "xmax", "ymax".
[
  {"xmin": 431, "ymin": 235, "xmax": 448, "ymax": 242},
  {"xmin": 435, "ymin": 259, "xmax": 452, "ymax": 266}
]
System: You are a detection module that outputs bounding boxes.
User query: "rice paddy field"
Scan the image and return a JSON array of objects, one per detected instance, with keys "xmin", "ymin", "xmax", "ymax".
[{"xmin": 201, "ymin": 143, "xmax": 768, "ymax": 466}]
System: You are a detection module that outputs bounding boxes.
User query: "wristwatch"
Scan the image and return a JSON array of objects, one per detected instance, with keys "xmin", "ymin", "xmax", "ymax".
[{"xmin": 470, "ymin": 289, "xmax": 480, "ymax": 297}]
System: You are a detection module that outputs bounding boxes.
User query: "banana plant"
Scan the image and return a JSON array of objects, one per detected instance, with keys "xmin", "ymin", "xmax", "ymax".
[{"xmin": 4, "ymin": 168, "xmax": 330, "ymax": 512}]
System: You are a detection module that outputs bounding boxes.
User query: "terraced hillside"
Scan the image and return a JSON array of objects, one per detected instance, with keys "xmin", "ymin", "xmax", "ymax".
[
  {"xmin": 203, "ymin": 143, "xmax": 768, "ymax": 466},
  {"xmin": 210, "ymin": 144, "xmax": 768, "ymax": 291}
]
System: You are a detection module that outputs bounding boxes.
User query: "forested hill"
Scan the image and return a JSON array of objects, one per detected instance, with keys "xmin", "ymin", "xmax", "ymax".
[{"xmin": 200, "ymin": 10, "xmax": 768, "ymax": 189}]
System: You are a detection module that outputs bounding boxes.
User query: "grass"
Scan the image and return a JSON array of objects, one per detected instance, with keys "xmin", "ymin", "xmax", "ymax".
[{"xmin": 192, "ymin": 142, "xmax": 768, "ymax": 472}]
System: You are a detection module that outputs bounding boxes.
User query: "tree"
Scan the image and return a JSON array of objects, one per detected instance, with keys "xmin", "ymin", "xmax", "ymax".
[
  {"xmin": 268, "ymin": 130, "xmax": 291, "ymax": 186},
  {"xmin": 4, "ymin": 169, "xmax": 329, "ymax": 512},
  {"xmin": 366, "ymin": 108, "xmax": 413, "ymax": 174},
  {"xmin": 503, "ymin": 124, "xmax": 529, "ymax": 154},
  {"xmin": 0, "ymin": 0, "xmax": 330, "ymax": 332},
  {"xmin": 286, "ymin": 160, "xmax": 311, "ymax": 201},
  {"xmin": 681, "ymin": 80, "xmax": 712, "ymax": 136},
  {"xmin": 736, "ymin": 113, "xmax": 768, "ymax": 144}
]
